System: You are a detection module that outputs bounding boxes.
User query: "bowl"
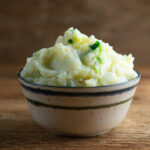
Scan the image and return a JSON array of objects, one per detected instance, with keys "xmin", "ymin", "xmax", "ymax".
[{"xmin": 18, "ymin": 70, "xmax": 140, "ymax": 137}]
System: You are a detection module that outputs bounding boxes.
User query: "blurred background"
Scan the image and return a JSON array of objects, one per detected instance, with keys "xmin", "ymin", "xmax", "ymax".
[{"xmin": 0, "ymin": 0, "xmax": 150, "ymax": 67}]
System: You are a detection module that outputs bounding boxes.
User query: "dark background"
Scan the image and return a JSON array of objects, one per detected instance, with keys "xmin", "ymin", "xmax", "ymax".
[{"xmin": 0, "ymin": 0, "xmax": 150, "ymax": 66}]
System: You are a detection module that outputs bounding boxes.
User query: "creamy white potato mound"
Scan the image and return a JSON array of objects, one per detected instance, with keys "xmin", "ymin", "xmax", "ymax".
[{"xmin": 21, "ymin": 27, "xmax": 138, "ymax": 87}]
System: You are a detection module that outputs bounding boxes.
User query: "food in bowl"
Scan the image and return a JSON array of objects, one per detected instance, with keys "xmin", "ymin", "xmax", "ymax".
[
  {"xmin": 18, "ymin": 27, "xmax": 140, "ymax": 137},
  {"xmin": 20, "ymin": 27, "xmax": 138, "ymax": 87}
]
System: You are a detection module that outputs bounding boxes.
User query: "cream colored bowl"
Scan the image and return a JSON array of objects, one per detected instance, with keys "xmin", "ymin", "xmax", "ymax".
[{"xmin": 18, "ymin": 70, "xmax": 140, "ymax": 137}]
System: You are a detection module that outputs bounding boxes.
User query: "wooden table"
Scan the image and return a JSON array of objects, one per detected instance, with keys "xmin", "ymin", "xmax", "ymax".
[{"xmin": 0, "ymin": 64, "xmax": 150, "ymax": 150}]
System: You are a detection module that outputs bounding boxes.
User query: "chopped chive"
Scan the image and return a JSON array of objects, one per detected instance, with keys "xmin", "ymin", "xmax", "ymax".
[
  {"xmin": 96, "ymin": 56, "xmax": 103, "ymax": 64},
  {"xmin": 99, "ymin": 45, "xmax": 103, "ymax": 53},
  {"xmin": 89, "ymin": 41, "xmax": 100, "ymax": 50},
  {"xmin": 93, "ymin": 67, "xmax": 98, "ymax": 73},
  {"xmin": 68, "ymin": 39, "xmax": 73, "ymax": 44}
]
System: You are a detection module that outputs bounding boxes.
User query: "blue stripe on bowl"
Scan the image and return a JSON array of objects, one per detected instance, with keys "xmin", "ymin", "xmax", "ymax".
[
  {"xmin": 21, "ymin": 83, "xmax": 137, "ymax": 97},
  {"xmin": 26, "ymin": 97, "xmax": 132, "ymax": 110}
]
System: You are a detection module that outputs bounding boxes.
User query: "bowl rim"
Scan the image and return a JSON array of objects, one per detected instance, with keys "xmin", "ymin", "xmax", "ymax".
[{"xmin": 18, "ymin": 69, "xmax": 141, "ymax": 89}]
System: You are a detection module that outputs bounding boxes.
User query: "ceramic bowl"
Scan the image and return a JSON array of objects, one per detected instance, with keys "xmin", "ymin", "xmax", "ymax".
[{"xmin": 18, "ymin": 70, "xmax": 140, "ymax": 137}]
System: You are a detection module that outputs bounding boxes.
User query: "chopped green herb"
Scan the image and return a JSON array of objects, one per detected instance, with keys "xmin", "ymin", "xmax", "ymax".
[
  {"xmin": 89, "ymin": 41, "xmax": 100, "ymax": 50},
  {"xmin": 93, "ymin": 67, "xmax": 98, "ymax": 73},
  {"xmin": 96, "ymin": 56, "xmax": 103, "ymax": 64},
  {"xmin": 99, "ymin": 45, "xmax": 103, "ymax": 53},
  {"xmin": 68, "ymin": 39, "xmax": 73, "ymax": 44}
]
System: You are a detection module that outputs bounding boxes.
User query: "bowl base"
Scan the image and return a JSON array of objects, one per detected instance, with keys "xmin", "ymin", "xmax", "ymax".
[{"xmin": 49, "ymin": 129, "xmax": 110, "ymax": 137}]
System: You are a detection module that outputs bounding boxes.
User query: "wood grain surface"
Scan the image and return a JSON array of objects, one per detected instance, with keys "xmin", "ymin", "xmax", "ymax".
[{"xmin": 0, "ymin": 64, "xmax": 150, "ymax": 150}]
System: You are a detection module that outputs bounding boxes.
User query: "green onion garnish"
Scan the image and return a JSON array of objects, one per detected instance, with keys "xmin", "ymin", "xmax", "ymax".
[
  {"xmin": 96, "ymin": 56, "xmax": 103, "ymax": 64},
  {"xmin": 89, "ymin": 41, "xmax": 100, "ymax": 50},
  {"xmin": 93, "ymin": 67, "xmax": 98, "ymax": 73},
  {"xmin": 68, "ymin": 39, "xmax": 73, "ymax": 44},
  {"xmin": 99, "ymin": 45, "xmax": 103, "ymax": 53}
]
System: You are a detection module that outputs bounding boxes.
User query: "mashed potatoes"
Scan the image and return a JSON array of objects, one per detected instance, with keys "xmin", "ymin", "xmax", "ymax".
[{"xmin": 21, "ymin": 27, "xmax": 138, "ymax": 87}]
